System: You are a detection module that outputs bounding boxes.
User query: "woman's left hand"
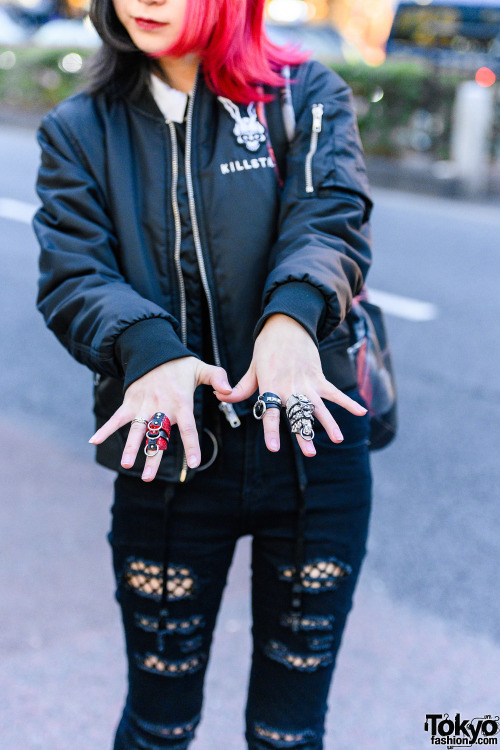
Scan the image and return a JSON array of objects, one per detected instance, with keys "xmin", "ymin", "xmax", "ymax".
[{"xmin": 213, "ymin": 313, "xmax": 367, "ymax": 457}]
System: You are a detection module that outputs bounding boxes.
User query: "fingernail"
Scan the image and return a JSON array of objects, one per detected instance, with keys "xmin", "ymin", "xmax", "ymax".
[
  {"xmin": 122, "ymin": 454, "xmax": 132, "ymax": 466},
  {"xmin": 357, "ymin": 405, "xmax": 368, "ymax": 414},
  {"xmin": 305, "ymin": 445, "xmax": 316, "ymax": 456},
  {"xmin": 88, "ymin": 436, "xmax": 96, "ymax": 444},
  {"xmin": 222, "ymin": 380, "xmax": 231, "ymax": 390},
  {"xmin": 143, "ymin": 467, "xmax": 152, "ymax": 480},
  {"xmin": 335, "ymin": 432, "xmax": 344, "ymax": 442},
  {"xmin": 270, "ymin": 439, "xmax": 279, "ymax": 451},
  {"xmin": 188, "ymin": 455, "xmax": 198, "ymax": 468}
]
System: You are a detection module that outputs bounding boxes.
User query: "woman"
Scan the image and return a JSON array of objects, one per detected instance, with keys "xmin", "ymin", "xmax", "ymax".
[{"xmin": 34, "ymin": 0, "xmax": 374, "ymax": 747}]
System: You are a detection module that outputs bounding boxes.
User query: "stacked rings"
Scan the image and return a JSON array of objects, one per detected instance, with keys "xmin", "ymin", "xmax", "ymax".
[
  {"xmin": 144, "ymin": 412, "xmax": 172, "ymax": 457},
  {"xmin": 253, "ymin": 392, "xmax": 282, "ymax": 420},
  {"xmin": 285, "ymin": 393, "xmax": 315, "ymax": 441}
]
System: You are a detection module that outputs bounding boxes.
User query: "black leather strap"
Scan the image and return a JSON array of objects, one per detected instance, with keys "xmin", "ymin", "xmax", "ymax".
[{"xmin": 264, "ymin": 86, "xmax": 289, "ymax": 183}]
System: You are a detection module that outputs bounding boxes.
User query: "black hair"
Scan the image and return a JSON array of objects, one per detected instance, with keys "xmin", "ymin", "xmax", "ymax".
[{"xmin": 88, "ymin": 0, "xmax": 158, "ymax": 97}]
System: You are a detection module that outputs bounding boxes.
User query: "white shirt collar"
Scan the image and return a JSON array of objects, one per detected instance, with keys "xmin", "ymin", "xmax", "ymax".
[{"xmin": 150, "ymin": 73, "xmax": 189, "ymax": 124}]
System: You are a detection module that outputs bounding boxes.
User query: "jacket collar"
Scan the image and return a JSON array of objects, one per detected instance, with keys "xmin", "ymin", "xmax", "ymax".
[{"xmin": 126, "ymin": 64, "xmax": 203, "ymax": 122}]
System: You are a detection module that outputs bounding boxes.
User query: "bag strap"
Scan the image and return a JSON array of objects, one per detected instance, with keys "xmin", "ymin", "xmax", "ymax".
[{"xmin": 264, "ymin": 66, "xmax": 295, "ymax": 183}]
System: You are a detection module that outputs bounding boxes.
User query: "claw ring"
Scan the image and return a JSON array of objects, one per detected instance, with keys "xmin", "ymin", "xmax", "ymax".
[{"xmin": 285, "ymin": 393, "xmax": 315, "ymax": 441}]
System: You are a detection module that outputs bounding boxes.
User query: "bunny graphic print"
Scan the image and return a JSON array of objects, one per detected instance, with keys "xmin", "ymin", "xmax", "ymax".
[{"xmin": 218, "ymin": 96, "xmax": 267, "ymax": 152}]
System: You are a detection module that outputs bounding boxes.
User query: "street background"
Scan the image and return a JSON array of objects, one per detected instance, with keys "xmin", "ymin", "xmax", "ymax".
[{"xmin": 1, "ymin": 123, "xmax": 499, "ymax": 749}]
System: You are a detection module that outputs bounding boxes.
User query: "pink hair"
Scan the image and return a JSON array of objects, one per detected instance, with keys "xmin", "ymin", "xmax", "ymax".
[{"xmin": 150, "ymin": 0, "xmax": 310, "ymax": 104}]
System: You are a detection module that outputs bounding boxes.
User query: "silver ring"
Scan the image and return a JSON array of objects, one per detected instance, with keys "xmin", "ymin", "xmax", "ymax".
[
  {"xmin": 253, "ymin": 392, "xmax": 282, "ymax": 420},
  {"xmin": 290, "ymin": 419, "xmax": 315, "ymax": 441},
  {"xmin": 285, "ymin": 393, "xmax": 315, "ymax": 418},
  {"xmin": 285, "ymin": 393, "xmax": 315, "ymax": 441},
  {"xmin": 131, "ymin": 418, "xmax": 149, "ymax": 426}
]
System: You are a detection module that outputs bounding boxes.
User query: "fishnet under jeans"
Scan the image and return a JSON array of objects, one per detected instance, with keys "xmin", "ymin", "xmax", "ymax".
[{"xmin": 109, "ymin": 392, "xmax": 371, "ymax": 750}]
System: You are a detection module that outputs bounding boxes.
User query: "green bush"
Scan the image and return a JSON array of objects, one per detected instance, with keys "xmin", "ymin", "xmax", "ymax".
[
  {"xmin": 335, "ymin": 60, "xmax": 473, "ymax": 159},
  {"xmin": 0, "ymin": 46, "xmax": 485, "ymax": 159},
  {"xmin": 0, "ymin": 46, "xmax": 92, "ymax": 111}
]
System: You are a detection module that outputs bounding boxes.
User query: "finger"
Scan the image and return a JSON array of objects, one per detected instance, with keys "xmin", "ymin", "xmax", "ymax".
[
  {"xmin": 141, "ymin": 410, "xmax": 176, "ymax": 482},
  {"xmin": 286, "ymin": 393, "xmax": 322, "ymax": 458},
  {"xmin": 177, "ymin": 410, "xmax": 201, "ymax": 469},
  {"xmin": 121, "ymin": 420, "xmax": 148, "ymax": 469},
  {"xmin": 198, "ymin": 364, "xmax": 232, "ymax": 394},
  {"xmin": 296, "ymin": 432, "xmax": 316, "ymax": 458},
  {"xmin": 313, "ymin": 400, "xmax": 344, "ymax": 444},
  {"xmin": 262, "ymin": 406, "xmax": 281, "ymax": 452},
  {"xmin": 142, "ymin": 449, "xmax": 163, "ymax": 482},
  {"xmin": 89, "ymin": 405, "xmax": 133, "ymax": 445},
  {"xmin": 214, "ymin": 367, "xmax": 257, "ymax": 403},
  {"xmin": 320, "ymin": 380, "xmax": 367, "ymax": 416}
]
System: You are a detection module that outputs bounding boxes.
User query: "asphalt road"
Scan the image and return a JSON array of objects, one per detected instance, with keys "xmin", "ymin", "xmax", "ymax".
[{"xmin": 1, "ymin": 124, "xmax": 499, "ymax": 750}]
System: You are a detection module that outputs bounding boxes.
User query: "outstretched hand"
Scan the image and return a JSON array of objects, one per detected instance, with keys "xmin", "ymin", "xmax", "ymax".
[
  {"xmin": 213, "ymin": 314, "xmax": 366, "ymax": 457},
  {"xmin": 89, "ymin": 356, "xmax": 232, "ymax": 482}
]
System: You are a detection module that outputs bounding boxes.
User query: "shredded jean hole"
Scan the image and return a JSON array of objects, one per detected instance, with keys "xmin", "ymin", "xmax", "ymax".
[
  {"xmin": 264, "ymin": 639, "xmax": 333, "ymax": 672},
  {"xmin": 124, "ymin": 557, "xmax": 196, "ymax": 601},
  {"xmin": 135, "ymin": 613, "xmax": 205, "ymax": 635},
  {"xmin": 306, "ymin": 634, "xmax": 334, "ymax": 651},
  {"xmin": 179, "ymin": 635, "xmax": 203, "ymax": 654},
  {"xmin": 280, "ymin": 613, "xmax": 335, "ymax": 632},
  {"xmin": 131, "ymin": 709, "xmax": 201, "ymax": 740},
  {"xmin": 278, "ymin": 557, "xmax": 351, "ymax": 592},
  {"xmin": 136, "ymin": 651, "xmax": 205, "ymax": 677},
  {"xmin": 253, "ymin": 721, "xmax": 316, "ymax": 748}
]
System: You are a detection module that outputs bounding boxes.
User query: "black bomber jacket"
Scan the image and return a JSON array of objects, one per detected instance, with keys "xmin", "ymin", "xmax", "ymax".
[{"xmin": 34, "ymin": 60, "xmax": 373, "ymax": 483}]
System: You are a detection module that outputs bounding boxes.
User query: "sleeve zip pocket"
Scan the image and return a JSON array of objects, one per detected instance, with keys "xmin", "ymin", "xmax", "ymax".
[{"xmin": 305, "ymin": 103, "xmax": 324, "ymax": 194}]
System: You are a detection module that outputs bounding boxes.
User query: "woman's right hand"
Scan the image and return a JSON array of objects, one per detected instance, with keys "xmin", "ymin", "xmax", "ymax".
[{"xmin": 88, "ymin": 356, "xmax": 232, "ymax": 482}]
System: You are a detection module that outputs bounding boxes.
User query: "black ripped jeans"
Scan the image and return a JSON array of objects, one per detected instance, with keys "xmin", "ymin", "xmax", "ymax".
[{"xmin": 109, "ymin": 389, "xmax": 372, "ymax": 750}]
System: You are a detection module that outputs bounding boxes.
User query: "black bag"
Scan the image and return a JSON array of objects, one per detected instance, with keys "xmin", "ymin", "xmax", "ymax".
[
  {"xmin": 265, "ymin": 72, "xmax": 397, "ymax": 450},
  {"xmin": 347, "ymin": 298, "xmax": 397, "ymax": 450}
]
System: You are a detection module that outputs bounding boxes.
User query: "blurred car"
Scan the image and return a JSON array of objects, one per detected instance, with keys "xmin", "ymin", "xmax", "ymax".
[
  {"xmin": 265, "ymin": 23, "xmax": 362, "ymax": 63},
  {"xmin": 0, "ymin": 7, "xmax": 30, "ymax": 43},
  {"xmin": 387, "ymin": 0, "xmax": 500, "ymax": 74},
  {"xmin": 2, "ymin": 0, "xmax": 59, "ymax": 30},
  {"xmin": 30, "ymin": 18, "xmax": 99, "ymax": 47}
]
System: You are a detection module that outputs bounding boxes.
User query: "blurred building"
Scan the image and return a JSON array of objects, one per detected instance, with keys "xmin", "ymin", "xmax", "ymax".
[
  {"xmin": 329, "ymin": 0, "xmax": 395, "ymax": 63},
  {"xmin": 266, "ymin": 0, "xmax": 395, "ymax": 63}
]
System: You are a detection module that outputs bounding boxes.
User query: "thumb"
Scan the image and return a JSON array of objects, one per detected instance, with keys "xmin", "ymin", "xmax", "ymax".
[
  {"xmin": 214, "ymin": 367, "xmax": 258, "ymax": 404},
  {"xmin": 198, "ymin": 364, "xmax": 232, "ymax": 394}
]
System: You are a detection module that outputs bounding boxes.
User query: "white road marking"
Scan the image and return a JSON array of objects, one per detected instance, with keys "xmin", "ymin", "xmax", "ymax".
[
  {"xmin": 0, "ymin": 196, "xmax": 439, "ymax": 323},
  {"xmin": 368, "ymin": 288, "xmax": 438, "ymax": 322},
  {"xmin": 0, "ymin": 198, "xmax": 38, "ymax": 224}
]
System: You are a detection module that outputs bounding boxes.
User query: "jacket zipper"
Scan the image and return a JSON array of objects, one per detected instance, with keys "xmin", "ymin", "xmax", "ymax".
[
  {"xmin": 167, "ymin": 120, "xmax": 189, "ymax": 482},
  {"xmin": 184, "ymin": 74, "xmax": 241, "ymax": 429},
  {"xmin": 305, "ymin": 103, "xmax": 324, "ymax": 194},
  {"xmin": 167, "ymin": 121, "xmax": 187, "ymax": 346}
]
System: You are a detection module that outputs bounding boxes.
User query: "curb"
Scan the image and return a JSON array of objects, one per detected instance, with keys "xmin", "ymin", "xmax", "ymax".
[{"xmin": 366, "ymin": 156, "xmax": 500, "ymax": 202}]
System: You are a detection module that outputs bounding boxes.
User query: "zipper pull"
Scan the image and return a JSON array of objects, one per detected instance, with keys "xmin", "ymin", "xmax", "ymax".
[
  {"xmin": 179, "ymin": 454, "xmax": 188, "ymax": 483},
  {"xmin": 218, "ymin": 402, "xmax": 241, "ymax": 428},
  {"xmin": 311, "ymin": 103, "xmax": 324, "ymax": 133}
]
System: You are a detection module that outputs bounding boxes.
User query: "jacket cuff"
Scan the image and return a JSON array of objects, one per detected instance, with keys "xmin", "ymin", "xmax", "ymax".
[
  {"xmin": 114, "ymin": 318, "xmax": 197, "ymax": 391},
  {"xmin": 253, "ymin": 282, "xmax": 326, "ymax": 346}
]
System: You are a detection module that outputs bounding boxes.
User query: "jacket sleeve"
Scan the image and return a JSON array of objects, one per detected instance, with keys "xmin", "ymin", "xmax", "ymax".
[
  {"xmin": 34, "ymin": 109, "xmax": 195, "ymax": 390},
  {"xmin": 254, "ymin": 60, "xmax": 373, "ymax": 345}
]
